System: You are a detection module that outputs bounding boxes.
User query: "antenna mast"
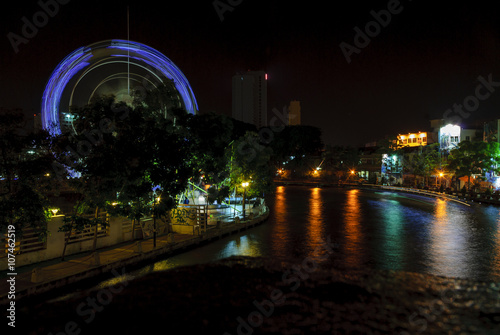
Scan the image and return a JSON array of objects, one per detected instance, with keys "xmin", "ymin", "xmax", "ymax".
[{"xmin": 127, "ymin": 6, "xmax": 130, "ymax": 95}]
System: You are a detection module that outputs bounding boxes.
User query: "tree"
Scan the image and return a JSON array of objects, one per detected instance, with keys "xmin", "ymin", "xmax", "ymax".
[
  {"xmin": 185, "ymin": 112, "xmax": 234, "ymax": 186},
  {"xmin": 0, "ymin": 110, "xmax": 60, "ymax": 239},
  {"xmin": 52, "ymin": 96, "xmax": 152, "ymax": 249},
  {"xmin": 230, "ymin": 132, "xmax": 274, "ymax": 198},
  {"xmin": 269, "ymin": 125, "xmax": 323, "ymax": 168},
  {"xmin": 322, "ymin": 145, "xmax": 360, "ymax": 171},
  {"xmin": 447, "ymin": 141, "xmax": 500, "ymax": 191},
  {"xmin": 404, "ymin": 143, "xmax": 440, "ymax": 187}
]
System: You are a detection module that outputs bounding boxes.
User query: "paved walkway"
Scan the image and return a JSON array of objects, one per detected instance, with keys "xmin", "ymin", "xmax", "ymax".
[
  {"xmin": 0, "ymin": 232, "xmax": 198, "ymax": 304},
  {"xmin": 1, "ymin": 208, "xmax": 270, "ymax": 304}
]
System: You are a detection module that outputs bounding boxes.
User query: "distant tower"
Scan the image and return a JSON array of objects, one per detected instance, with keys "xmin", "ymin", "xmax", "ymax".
[
  {"xmin": 232, "ymin": 71, "xmax": 267, "ymax": 128},
  {"xmin": 33, "ymin": 113, "xmax": 42, "ymax": 133},
  {"xmin": 288, "ymin": 100, "xmax": 301, "ymax": 125}
]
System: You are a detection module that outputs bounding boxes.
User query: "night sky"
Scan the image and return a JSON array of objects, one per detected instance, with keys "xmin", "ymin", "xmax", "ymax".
[{"xmin": 2, "ymin": 0, "xmax": 500, "ymax": 146}]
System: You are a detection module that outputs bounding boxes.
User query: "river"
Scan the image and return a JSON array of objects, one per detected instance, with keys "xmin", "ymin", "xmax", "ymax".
[{"xmin": 95, "ymin": 185, "xmax": 500, "ymax": 287}]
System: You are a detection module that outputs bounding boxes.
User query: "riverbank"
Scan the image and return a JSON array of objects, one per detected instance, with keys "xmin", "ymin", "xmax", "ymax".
[
  {"xmin": 275, "ymin": 180, "xmax": 500, "ymax": 207},
  {"xmin": 0, "ymin": 208, "xmax": 269, "ymax": 305},
  {"xmin": 14, "ymin": 256, "xmax": 500, "ymax": 334}
]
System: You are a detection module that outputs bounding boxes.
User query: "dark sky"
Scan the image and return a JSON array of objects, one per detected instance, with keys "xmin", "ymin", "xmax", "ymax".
[{"xmin": 2, "ymin": 0, "xmax": 500, "ymax": 146}]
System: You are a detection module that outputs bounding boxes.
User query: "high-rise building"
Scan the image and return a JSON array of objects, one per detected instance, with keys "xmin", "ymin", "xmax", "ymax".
[
  {"xmin": 33, "ymin": 112, "xmax": 42, "ymax": 133},
  {"xmin": 232, "ymin": 71, "xmax": 267, "ymax": 128},
  {"xmin": 288, "ymin": 100, "xmax": 301, "ymax": 125}
]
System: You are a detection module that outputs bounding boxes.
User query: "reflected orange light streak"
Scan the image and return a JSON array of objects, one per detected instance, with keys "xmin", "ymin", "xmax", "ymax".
[
  {"xmin": 271, "ymin": 186, "xmax": 287, "ymax": 255},
  {"xmin": 307, "ymin": 187, "xmax": 324, "ymax": 260},
  {"xmin": 343, "ymin": 189, "xmax": 362, "ymax": 268}
]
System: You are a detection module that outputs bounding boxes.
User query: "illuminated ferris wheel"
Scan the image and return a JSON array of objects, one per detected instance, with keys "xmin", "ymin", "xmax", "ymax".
[{"xmin": 41, "ymin": 39, "xmax": 198, "ymax": 135}]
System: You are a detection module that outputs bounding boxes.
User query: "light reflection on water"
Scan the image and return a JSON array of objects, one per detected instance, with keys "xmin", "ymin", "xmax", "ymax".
[
  {"xmin": 127, "ymin": 186, "xmax": 500, "ymax": 283},
  {"xmin": 343, "ymin": 189, "xmax": 363, "ymax": 270}
]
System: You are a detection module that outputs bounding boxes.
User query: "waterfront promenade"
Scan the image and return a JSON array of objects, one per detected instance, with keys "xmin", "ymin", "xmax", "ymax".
[
  {"xmin": 275, "ymin": 180, "xmax": 500, "ymax": 206},
  {"xmin": 0, "ymin": 208, "xmax": 269, "ymax": 304}
]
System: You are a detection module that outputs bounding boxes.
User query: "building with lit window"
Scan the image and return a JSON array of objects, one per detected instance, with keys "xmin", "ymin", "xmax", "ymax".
[
  {"xmin": 232, "ymin": 71, "xmax": 268, "ymax": 129},
  {"xmin": 397, "ymin": 132, "xmax": 428, "ymax": 147},
  {"xmin": 439, "ymin": 124, "xmax": 479, "ymax": 152}
]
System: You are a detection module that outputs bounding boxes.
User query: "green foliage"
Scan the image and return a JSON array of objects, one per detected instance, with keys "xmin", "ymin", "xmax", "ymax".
[
  {"xmin": 207, "ymin": 185, "xmax": 230, "ymax": 204},
  {"xmin": 52, "ymin": 93, "xmax": 194, "ymax": 224},
  {"xmin": 404, "ymin": 143, "xmax": 440, "ymax": 186},
  {"xmin": 0, "ymin": 110, "xmax": 60, "ymax": 235},
  {"xmin": 322, "ymin": 145, "xmax": 360, "ymax": 172},
  {"xmin": 185, "ymin": 112, "xmax": 234, "ymax": 185},
  {"xmin": 230, "ymin": 132, "xmax": 274, "ymax": 197},
  {"xmin": 447, "ymin": 140, "xmax": 500, "ymax": 190},
  {"xmin": 269, "ymin": 125, "xmax": 323, "ymax": 169}
]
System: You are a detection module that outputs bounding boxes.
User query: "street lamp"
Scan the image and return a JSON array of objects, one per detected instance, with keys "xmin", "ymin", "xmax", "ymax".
[
  {"xmin": 153, "ymin": 195, "xmax": 161, "ymax": 248},
  {"xmin": 242, "ymin": 182, "xmax": 249, "ymax": 220}
]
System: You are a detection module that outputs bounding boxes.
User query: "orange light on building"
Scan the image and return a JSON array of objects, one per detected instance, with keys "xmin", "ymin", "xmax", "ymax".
[{"xmin": 398, "ymin": 131, "xmax": 428, "ymax": 147}]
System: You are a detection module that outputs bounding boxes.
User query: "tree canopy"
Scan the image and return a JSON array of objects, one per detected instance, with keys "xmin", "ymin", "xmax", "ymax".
[
  {"xmin": 447, "ymin": 140, "xmax": 500, "ymax": 190},
  {"xmin": 0, "ymin": 110, "xmax": 60, "ymax": 236}
]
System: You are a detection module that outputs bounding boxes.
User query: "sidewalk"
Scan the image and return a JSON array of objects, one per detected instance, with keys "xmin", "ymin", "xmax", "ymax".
[
  {"xmin": 0, "ymin": 209, "xmax": 270, "ymax": 304},
  {"xmin": 0, "ymin": 232, "xmax": 200, "ymax": 304}
]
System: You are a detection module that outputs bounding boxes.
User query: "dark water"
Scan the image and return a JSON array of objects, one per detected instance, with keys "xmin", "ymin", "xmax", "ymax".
[{"xmin": 107, "ymin": 185, "xmax": 500, "ymax": 286}]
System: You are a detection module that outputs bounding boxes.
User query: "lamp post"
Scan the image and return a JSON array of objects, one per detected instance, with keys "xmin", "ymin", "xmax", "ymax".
[
  {"xmin": 242, "ymin": 182, "xmax": 249, "ymax": 220},
  {"xmin": 153, "ymin": 196, "xmax": 160, "ymax": 248}
]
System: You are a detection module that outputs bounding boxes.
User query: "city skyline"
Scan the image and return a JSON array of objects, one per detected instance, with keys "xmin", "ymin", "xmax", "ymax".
[{"xmin": 2, "ymin": 0, "xmax": 500, "ymax": 146}]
